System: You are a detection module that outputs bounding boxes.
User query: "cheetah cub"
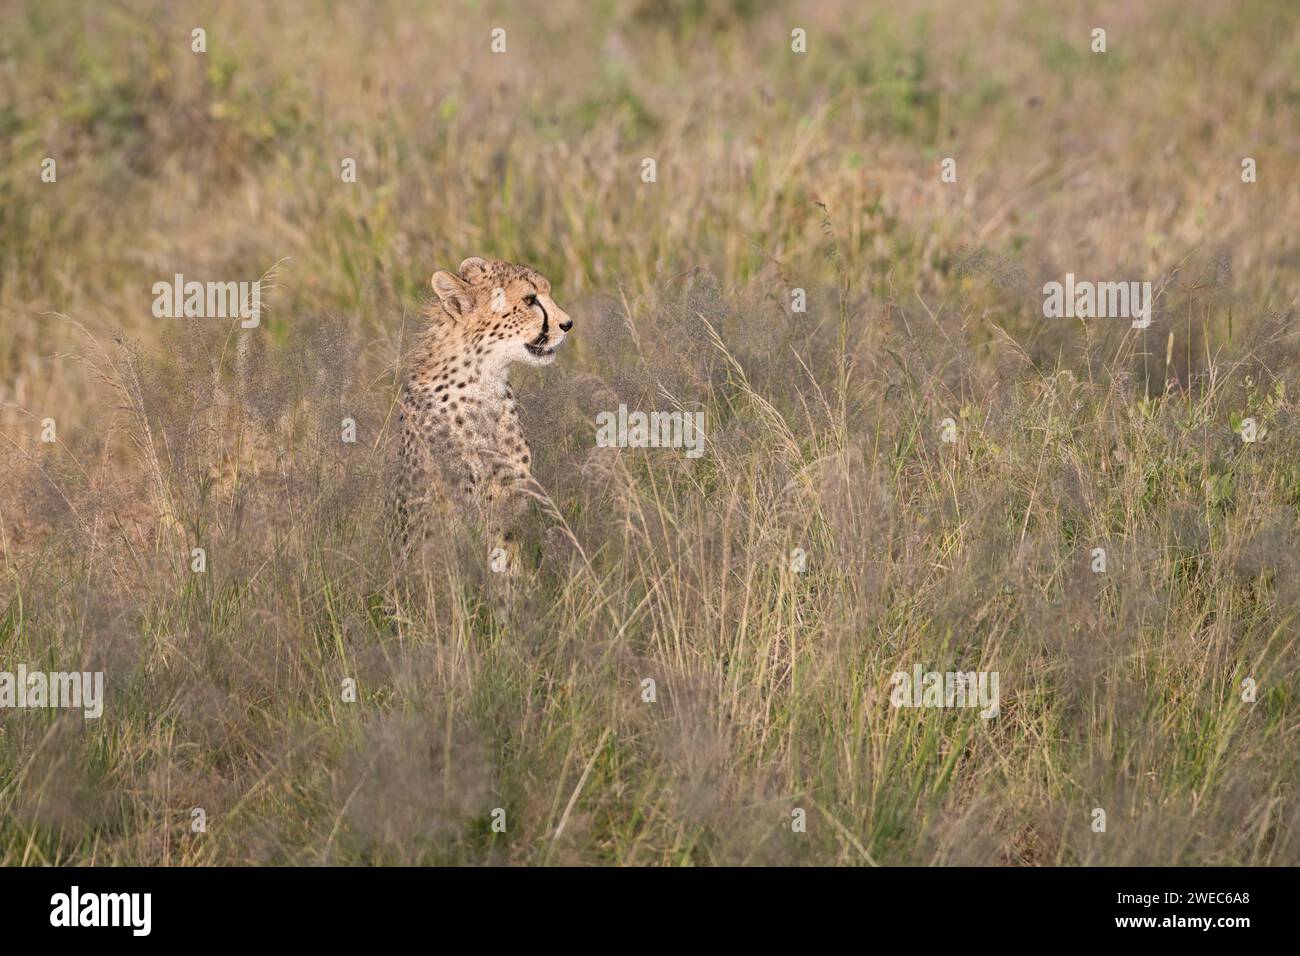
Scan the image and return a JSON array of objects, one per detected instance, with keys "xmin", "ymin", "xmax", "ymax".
[{"xmin": 393, "ymin": 256, "xmax": 572, "ymax": 567}]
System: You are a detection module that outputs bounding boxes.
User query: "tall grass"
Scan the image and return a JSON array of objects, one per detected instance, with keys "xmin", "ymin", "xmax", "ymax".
[{"xmin": 0, "ymin": 0, "xmax": 1297, "ymax": 864}]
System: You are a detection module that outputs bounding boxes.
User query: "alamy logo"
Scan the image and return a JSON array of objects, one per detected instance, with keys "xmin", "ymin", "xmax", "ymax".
[
  {"xmin": 152, "ymin": 273, "xmax": 261, "ymax": 328},
  {"xmin": 50, "ymin": 886, "xmax": 151, "ymax": 936},
  {"xmin": 0, "ymin": 665, "xmax": 103, "ymax": 719},
  {"xmin": 1043, "ymin": 273, "xmax": 1152, "ymax": 328},
  {"xmin": 889, "ymin": 665, "xmax": 1000, "ymax": 718},
  {"xmin": 595, "ymin": 403, "xmax": 705, "ymax": 459}
]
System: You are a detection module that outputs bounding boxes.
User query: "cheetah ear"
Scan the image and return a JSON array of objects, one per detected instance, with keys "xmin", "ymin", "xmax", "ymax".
[
  {"xmin": 457, "ymin": 256, "xmax": 490, "ymax": 284},
  {"xmin": 431, "ymin": 270, "xmax": 473, "ymax": 318}
]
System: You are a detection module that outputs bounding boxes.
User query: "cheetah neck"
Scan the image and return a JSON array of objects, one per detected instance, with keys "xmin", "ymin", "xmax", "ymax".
[{"xmin": 415, "ymin": 327, "xmax": 512, "ymax": 400}]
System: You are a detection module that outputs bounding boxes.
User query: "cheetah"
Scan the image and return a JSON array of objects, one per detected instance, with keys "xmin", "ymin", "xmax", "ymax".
[{"xmin": 393, "ymin": 256, "xmax": 572, "ymax": 566}]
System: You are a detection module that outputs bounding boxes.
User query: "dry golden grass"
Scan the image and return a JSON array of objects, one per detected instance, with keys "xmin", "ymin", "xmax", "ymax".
[{"xmin": 0, "ymin": 0, "xmax": 1297, "ymax": 864}]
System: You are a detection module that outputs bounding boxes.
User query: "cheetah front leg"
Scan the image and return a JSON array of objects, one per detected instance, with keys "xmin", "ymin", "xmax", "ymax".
[
  {"xmin": 483, "ymin": 493, "xmax": 526, "ymax": 578},
  {"xmin": 480, "ymin": 451, "xmax": 534, "ymax": 578},
  {"xmin": 476, "ymin": 403, "xmax": 538, "ymax": 578}
]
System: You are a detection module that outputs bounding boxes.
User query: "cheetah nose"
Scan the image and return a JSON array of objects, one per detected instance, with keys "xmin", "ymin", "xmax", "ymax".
[{"xmin": 559, "ymin": 317, "xmax": 573, "ymax": 332}]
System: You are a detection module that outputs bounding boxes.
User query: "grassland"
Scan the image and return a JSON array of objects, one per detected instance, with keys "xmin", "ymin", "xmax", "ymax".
[{"xmin": 0, "ymin": 0, "xmax": 1298, "ymax": 864}]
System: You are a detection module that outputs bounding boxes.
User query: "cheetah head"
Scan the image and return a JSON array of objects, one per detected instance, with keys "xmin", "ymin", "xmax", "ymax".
[{"xmin": 430, "ymin": 257, "xmax": 572, "ymax": 369}]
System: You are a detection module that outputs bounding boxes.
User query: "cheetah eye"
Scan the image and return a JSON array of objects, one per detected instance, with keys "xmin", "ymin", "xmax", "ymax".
[{"xmin": 524, "ymin": 293, "xmax": 539, "ymax": 308}]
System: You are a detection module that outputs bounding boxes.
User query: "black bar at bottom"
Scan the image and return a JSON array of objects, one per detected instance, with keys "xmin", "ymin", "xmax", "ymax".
[{"xmin": 0, "ymin": 865, "xmax": 1282, "ymax": 942}]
